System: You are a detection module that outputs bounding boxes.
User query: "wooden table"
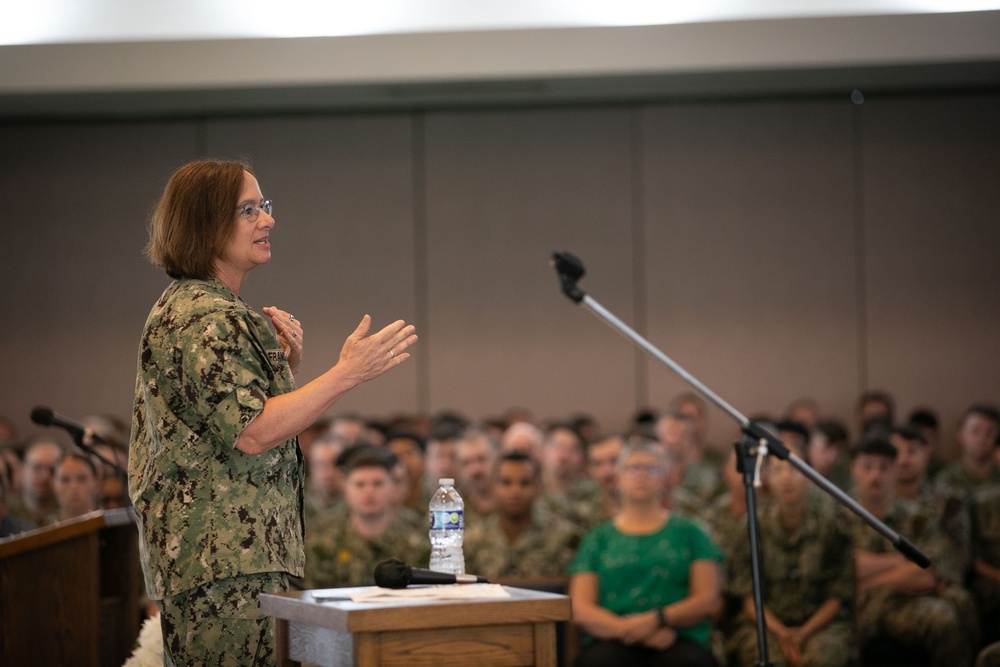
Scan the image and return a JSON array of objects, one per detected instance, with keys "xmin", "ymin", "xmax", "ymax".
[{"xmin": 260, "ymin": 585, "xmax": 571, "ymax": 667}]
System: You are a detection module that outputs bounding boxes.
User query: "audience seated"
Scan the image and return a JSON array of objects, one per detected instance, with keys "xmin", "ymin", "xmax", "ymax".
[
  {"xmin": 91, "ymin": 439, "xmax": 130, "ymax": 510},
  {"xmin": 455, "ymin": 426, "xmax": 499, "ymax": 521},
  {"xmin": 303, "ymin": 433, "xmax": 345, "ymax": 530},
  {"xmin": 857, "ymin": 390, "xmax": 896, "ymax": 436},
  {"xmin": 0, "ymin": 458, "xmax": 36, "ymax": 537},
  {"xmin": 538, "ymin": 423, "xmax": 602, "ymax": 530},
  {"xmin": 891, "ymin": 425, "xmax": 972, "ymax": 580},
  {"xmin": 656, "ymin": 411, "xmax": 724, "ymax": 515},
  {"xmin": 937, "ymin": 404, "xmax": 1000, "ymax": 493},
  {"xmin": 8, "ymin": 436, "xmax": 65, "ymax": 527},
  {"xmin": 53, "ymin": 451, "xmax": 100, "ymax": 521},
  {"xmin": 303, "ymin": 445, "xmax": 427, "ymax": 589},
  {"xmin": 569, "ymin": 440, "xmax": 722, "ymax": 667},
  {"xmin": 907, "ymin": 407, "xmax": 946, "ymax": 478},
  {"xmin": 464, "ymin": 451, "xmax": 582, "ymax": 581},
  {"xmin": 671, "ymin": 393, "xmax": 727, "ymax": 469},
  {"xmin": 784, "ymin": 398, "xmax": 822, "ymax": 434},
  {"xmin": 584, "ymin": 433, "xmax": 624, "ymax": 528},
  {"xmin": 700, "ymin": 446, "xmax": 748, "ymax": 661},
  {"xmin": 847, "ymin": 433, "xmax": 969, "ymax": 667},
  {"xmin": 501, "ymin": 420, "xmax": 544, "ymax": 458},
  {"xmin": 386, "ymin": 431, "xmax": 431, "ymax": 515},
  {"xmin": 7, "ymin": 388, "xmax": 999, "ymax": 663},
  {"xmin": 0, "ymin": 441, "xmax": 24, "ymax": 500},
  {"xmin": 725, "ymin": 429, "xmax": 855, "ymax": 667},
  {"xmin": 423, "ymin": 412, "xmax": 467, "ymax": 489},
  {"xmin": 806, "ymin": 419, "xmax": 851, "ymax": 490}
]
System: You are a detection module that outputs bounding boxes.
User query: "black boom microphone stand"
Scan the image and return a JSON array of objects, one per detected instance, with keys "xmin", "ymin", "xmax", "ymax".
[{"xmin": 550, "ymin": 251, "xmax": 931, "ymax": 667}]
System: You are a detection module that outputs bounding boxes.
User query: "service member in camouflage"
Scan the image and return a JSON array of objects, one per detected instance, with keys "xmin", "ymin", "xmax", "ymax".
[
  {"xmin": 464, "ymin": 451, "xmax": 582, "ymax": 581},
  {"xmin": 936, "ymin": 404, "xmax": 1000, "ymax": 495},
  {"xmin": 303, "ymin": 446, "xmax": 428, "ymax": 589},
  {"xmin": 455, "ymin": 426, "xmax": 499, "ymax": 522},
  {"xmin": 8, "ymin": 437, "xmax": 64, "ymax": 527},
  {"xmin": 583, "ymin": 433, "xmax": 624, "ymax": 528},
  {"xmin": 538, "ymin": 424, "xmax": 603, "ymax": 530},
  {"xmin": 891, "ymin": 425, "xmax": 973, "ymax": 577},
  {"xmin": 726, "ymin": 433, "xmax": 855, "ymax": 667},
  {"xmin": 129, "ymin": 160, "xmax": 416, "ymax": 667},
  {"xmin": 656, "ymin": 412, "xmax": 724, "ymax": 512},
  {"xmin": 302, "ymin": 432, "xmax": 346, "ymax": 533},
  {"xmin": 847, "ymin": 434, "xmax": 970, "ymax": 667}
]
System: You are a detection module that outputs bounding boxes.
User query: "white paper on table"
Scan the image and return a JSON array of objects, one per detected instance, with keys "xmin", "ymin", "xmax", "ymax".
[{"xmin": 349, "ymin": 584, "xmax": 511, "ymax": 602}]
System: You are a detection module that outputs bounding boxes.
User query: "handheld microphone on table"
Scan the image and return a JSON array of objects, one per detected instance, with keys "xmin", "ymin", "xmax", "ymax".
[{"xmin": 373, "ymin": 558, "xmax": 489, "ymax": 589}]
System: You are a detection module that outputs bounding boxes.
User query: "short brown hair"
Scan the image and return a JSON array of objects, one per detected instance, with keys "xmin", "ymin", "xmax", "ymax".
[{"xmin": 145, "ymin": 159, "xmax": 251, "ymax": 279}]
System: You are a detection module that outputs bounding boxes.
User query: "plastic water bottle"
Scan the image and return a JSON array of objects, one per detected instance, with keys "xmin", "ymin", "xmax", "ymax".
[{"xmin": 428, "ymin": 478, "xmax": 465, "ymax": 575}]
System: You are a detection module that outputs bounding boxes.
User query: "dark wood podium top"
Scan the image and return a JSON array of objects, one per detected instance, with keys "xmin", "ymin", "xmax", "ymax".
[
  {"xmin": 260, "ymin": 585, "xmax": 570, "ymax": 634},
  {"xmin": 0, "ymin": 507, "xmax": 135, "ymax": 557}
]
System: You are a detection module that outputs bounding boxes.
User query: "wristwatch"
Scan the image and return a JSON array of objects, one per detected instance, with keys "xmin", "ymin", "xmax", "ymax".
[{"xmin": 655, "ymin": 606, "xmax": 669, "ymax": 628}]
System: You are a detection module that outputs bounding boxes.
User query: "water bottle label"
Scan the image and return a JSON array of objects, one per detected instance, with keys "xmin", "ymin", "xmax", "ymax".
[{"xmin": 429, "ymin": 509, "xmax": 464, "ymax": 530}]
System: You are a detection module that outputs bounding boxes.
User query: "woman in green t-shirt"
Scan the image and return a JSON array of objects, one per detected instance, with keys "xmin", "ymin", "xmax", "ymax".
[{"xmin": 569, "ymin": 440, "xmax": 722, "ymax": 667}]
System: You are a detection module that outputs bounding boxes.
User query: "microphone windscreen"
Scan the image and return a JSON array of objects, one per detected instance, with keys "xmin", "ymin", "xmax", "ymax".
[
  {"xmin": 30, "ymin": 406, "xmax": 54, "ymax": 426},
  {"xmin": 373, "ymin": 558, "xmax": 412, "ymax": 589}
]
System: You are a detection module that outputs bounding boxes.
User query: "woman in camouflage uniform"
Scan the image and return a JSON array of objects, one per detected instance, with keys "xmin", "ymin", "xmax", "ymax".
[{"xmin": 129, "ymin": 159, "xmax": 416, "ymax": 666}]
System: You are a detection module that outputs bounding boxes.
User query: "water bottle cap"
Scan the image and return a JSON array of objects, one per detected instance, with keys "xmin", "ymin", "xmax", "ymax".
[{"xmin": 439, "ymin": 478, "xmax": 454, "ymax": 486}]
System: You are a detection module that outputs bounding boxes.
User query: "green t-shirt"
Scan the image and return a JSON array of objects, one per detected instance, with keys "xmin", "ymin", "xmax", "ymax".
[{"xmin": 569, "ymin": 514, "xmax": 722, "ymax": 646}]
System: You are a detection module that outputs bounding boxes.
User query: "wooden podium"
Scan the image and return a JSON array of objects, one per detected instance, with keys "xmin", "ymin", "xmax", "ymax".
[
  {"xmin": 260, "ymin": 585, "xmax": 571, "ymax": 667},
  {"xmin": 0, "ymin": 508, "xmax": 140, "ymax": 667}
]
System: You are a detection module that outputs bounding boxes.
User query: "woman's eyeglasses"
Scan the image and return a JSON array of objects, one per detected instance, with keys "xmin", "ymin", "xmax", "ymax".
[{"xmin": 237, "ymin": 199, "xmax": 273, "ymax": 222}]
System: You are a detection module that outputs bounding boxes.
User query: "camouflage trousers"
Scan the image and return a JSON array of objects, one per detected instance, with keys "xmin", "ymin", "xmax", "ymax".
[
  {"xmin": 157, "ymin": 572, "xmax": 288, "ymax": 667},
  {"xmin": 725, "ymin": 618, "xmax": 854, "ymax": 667},
  {"xmin": 857, "ymin": 589, "xmax": 968, "ymax": 667}
]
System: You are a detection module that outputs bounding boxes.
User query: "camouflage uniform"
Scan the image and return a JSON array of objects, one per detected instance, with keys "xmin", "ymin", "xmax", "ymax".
[
  {"xmin": 726, "ymin": 495, "xmax": 855, "ymax": 667},
  {"xmin": 538, "ymin": 476, "xmax": 603, "ymax": 531},
  {"xmin": 906, "ymin": 480, "xmax": 980, "ymax": 649},
  {"xmin": 129, "ymin": 278, "xmax": 304, "ymax": 667},
  {"xmin": 700, "ymin": 493, "xmax": 746, "ymax": 600},
  {"xmin": 679, "ymin": 458, "xmax": 725, "ymax": 507},
  {"xmin": 303, "ymin": 491, "xmax": 341, "ymax": 536},
  {"xmin": 158, "ymin": 572, "xmax": 286, "ymax": 666},
  {"xmin": 907, "ymin": 481, "xmax": 973, "ymax": 575},
  {"xmin": 846, "ymin": 499, "xmax": 969, "ymax": 667},
  {"xmin": 463, "ymin": 506, "xmax": 582, "ymax": 581},
  {"xmin": 304, "ymin": 503, "xmax": 429, "ymax": 589},
  {"xmin": 971, "ymin": 484, "xmax": 1000, "ymax": 645},
  {"xmin": 6, "ymin": 493, "xmax": 59, "ymax": 528},
  {"xmin": 461, "ymin": 495, "xmax": 495, "ymax": 525},
  {"xmin": 936, "ymin": 461, "xmax": 1000, "ymax": 496}
]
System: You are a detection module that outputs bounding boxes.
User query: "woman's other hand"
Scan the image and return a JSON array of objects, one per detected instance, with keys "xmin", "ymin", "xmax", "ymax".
[
  {"xmin": 338, "ymin": 315, "xmax": 417, "ymax": 385},
  {"xmin": 263, "ymin": 306, "xmax": 304, "ymax": 375}
]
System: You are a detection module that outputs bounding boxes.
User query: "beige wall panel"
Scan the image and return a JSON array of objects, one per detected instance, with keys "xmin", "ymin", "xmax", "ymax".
[
  {"xmin": 861, "ymin": 93, "xmax": 1000, "ymax": 454},
  {"xmin": 640, "ymin": 100, "xmax": 860, "ymax": 448},
  {"xmin": 0, "ymin": 122, "xmax": 199, "ymax": 442},
  {"xmin": 423, "ymin": 108, "xmax": 638, "ymax": 429},
  {"xmin": 204, "ymin": 115, "xmax": 421, "ymax": 420}
]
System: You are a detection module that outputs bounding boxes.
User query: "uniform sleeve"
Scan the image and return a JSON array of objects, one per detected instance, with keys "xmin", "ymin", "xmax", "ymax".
[{"xmin": 178, "ymin": 308, "xmax": 271, "ymax": 449}]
